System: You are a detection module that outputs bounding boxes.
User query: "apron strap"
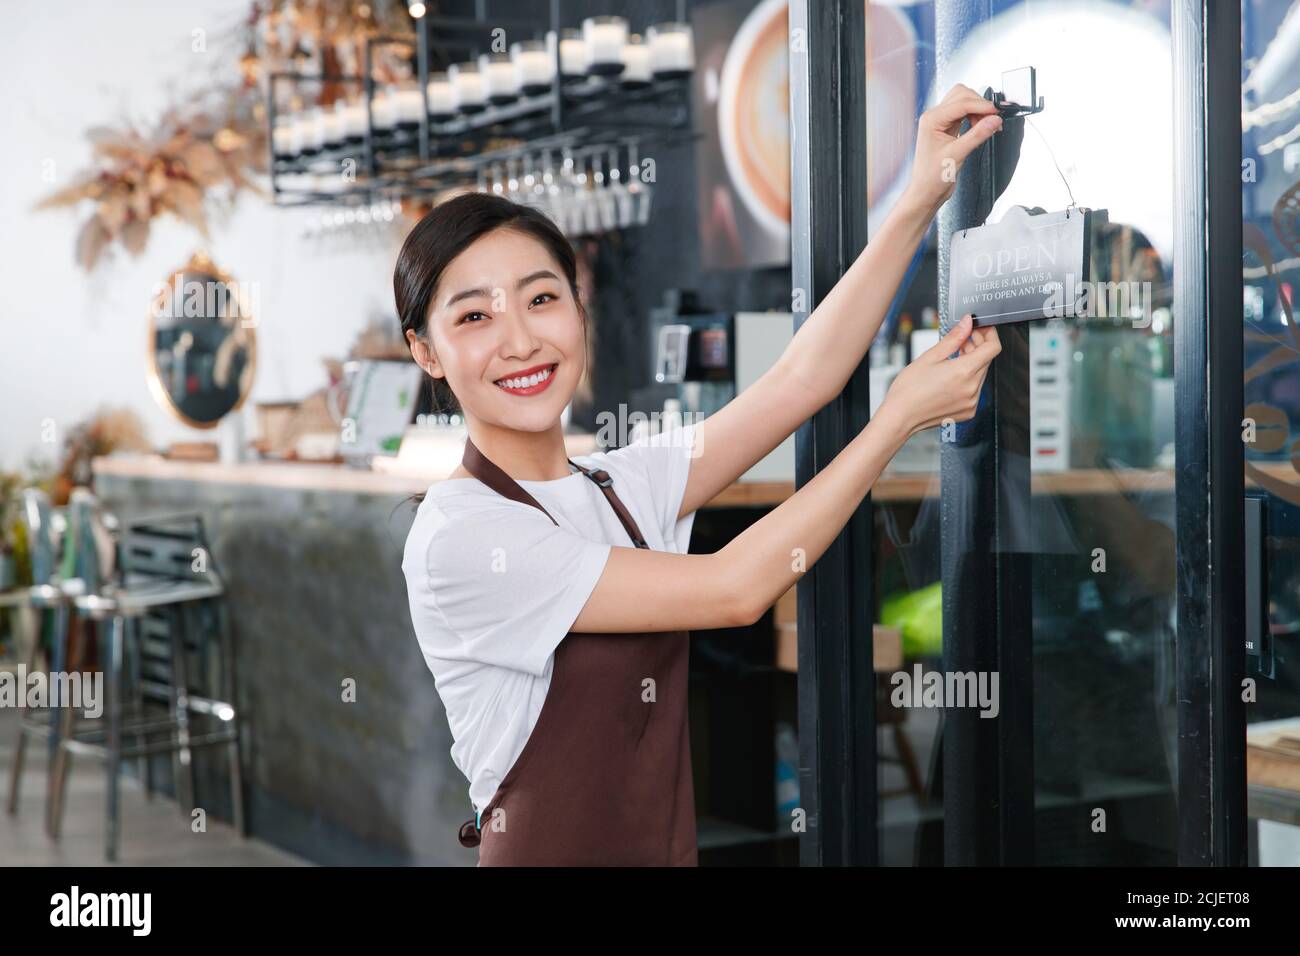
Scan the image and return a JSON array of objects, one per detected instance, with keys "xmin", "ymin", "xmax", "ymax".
[
  {"xmin": 462, "ymin": 436, "xmax": 560, "ymax": 526},
  {"xmin": 566, "ymin": 459, "xmax": 650, "ymax": 550},
  {"xmin": 460, "ymin": 437, "xmax": 652, "ymax": 550}
]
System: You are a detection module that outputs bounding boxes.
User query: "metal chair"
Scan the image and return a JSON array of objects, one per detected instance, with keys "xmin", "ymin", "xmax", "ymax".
[
  {"xmin": 46, "ymin": 501, "xmax": 245, "ymax": 861},
  {"xmin": 3, "ymin": 488, "xmax": 74, "ymax": 821}
]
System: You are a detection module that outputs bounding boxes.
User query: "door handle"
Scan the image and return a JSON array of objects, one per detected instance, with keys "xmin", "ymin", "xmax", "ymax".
[{"xmin": 1245, "ymin": 495, "xmax": 1275, "ymax": 679}]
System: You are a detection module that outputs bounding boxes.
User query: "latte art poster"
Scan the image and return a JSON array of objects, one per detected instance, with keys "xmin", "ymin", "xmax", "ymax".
[{"xmin": 694, "ymin": 0, "xmax": 791, "ymax": 270}]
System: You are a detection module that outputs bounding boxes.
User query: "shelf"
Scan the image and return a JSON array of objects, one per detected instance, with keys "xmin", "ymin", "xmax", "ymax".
[
  {"xmin": 704, "ymin": 461, "xmax": 1300, "ymax": 508},
  {"xmin": 269, "ymin": 56, "xmax": 694, "ymax": 207},
  {"xmin": 421, "ymin": 74, "xmax": 691, "ymax": 141}
]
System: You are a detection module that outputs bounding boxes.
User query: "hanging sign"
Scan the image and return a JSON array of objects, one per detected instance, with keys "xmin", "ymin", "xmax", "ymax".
[{"xmin": 949, "ymin": 205, "xmax": 1104, "ymax": 327}]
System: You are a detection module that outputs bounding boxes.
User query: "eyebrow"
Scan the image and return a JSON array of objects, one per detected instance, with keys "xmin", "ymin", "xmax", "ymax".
[{"xmin": 443, "ymin": 270, "xmax": 560, "ymax": 309}]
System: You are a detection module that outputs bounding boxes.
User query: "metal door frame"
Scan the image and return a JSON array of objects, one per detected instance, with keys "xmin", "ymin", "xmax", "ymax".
[
  {"xmin": 792, "ymin": 0, "xmax": 1246, "ymax": 865},
  {"xmin": 789, "ymin": 0, "xmax": 876, "ymax": 866},
  {"xmin": 1172, "ymin": 0, "xmax": 1246, "ymax": 866}
]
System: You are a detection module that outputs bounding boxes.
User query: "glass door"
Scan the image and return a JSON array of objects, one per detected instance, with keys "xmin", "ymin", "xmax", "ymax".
[
  {"xmin": 792, "ymin": 0, "xmax": 1246, "ymax": 865},
  {"xmin": 1242, "ymin": 0, "xmax": 1300, "ymax": 868}
]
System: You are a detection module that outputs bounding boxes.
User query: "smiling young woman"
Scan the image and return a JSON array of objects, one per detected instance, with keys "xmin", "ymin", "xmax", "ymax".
[{"xmin": 397, "ymin": 85, "xmax": 1004, "ymax": 867}]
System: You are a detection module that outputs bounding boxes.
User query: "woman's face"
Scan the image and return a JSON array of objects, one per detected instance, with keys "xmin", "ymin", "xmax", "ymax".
[{"xmin": 412, "ymin": 227, "xmax": 584, "ymax": 433}]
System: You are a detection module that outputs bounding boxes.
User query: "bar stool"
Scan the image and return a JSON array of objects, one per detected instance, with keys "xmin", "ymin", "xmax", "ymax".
[
  {"xmin": 3, "ymin": 488, "xmax": 74, "ymax": 819},
  {"xmin": 46, "ymin": 501, "xmax": 246, "ymax": 861}
]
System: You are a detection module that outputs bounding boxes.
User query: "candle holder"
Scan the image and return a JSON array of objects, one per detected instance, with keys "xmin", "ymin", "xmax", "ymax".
[
  {"xmin": 393, "ymin": 80, "xmax": 424, "ymax": 134},
  {"xmin": 370, "ymin": 85, "xmax": 398, "ymax": 151},
  {"xmin": 272, "ymin": 114, "xmax": 297, "ymax": 160},
  {"xmin": 479, "ymin": 51, "xmax": 520, "ymax": 105},
  {"xmin": 512, "ymin": 39, "xmax": 554, "ymax": 96},
  {"xmin": 265, "ymin": 9, "xmax": 696, "ymax": 210},
  {"xmin": 556, "ymin": 28, "xmax": 588, "ymax": 84},
  {"xmin": 648, "ymin": 22, "xmax": 694, "ymax": 80},
  {"xmin": 449, "ymin": 61, "xmax": 487, "ymax": 114},
  {"xmin": 583, "ymin": 16, "xmax": 627, "ymax": 76},
  {"xmin": 341, "ymin": 94, "xmax": 367, "ymax": 147},
  {"xmin": 621, "ymin": 34, "xmax": 652, "ymax": 88},
  {"xmin": 426, "ymin": 72, "xmax": 456, "ymax": 121},
  {"xmin": 323, "ymin": 100, "xmax": 347, "ymax": 151},
  {"xmin": 299, "ymin": 107, "xmax": 325, "ymax": 158}
]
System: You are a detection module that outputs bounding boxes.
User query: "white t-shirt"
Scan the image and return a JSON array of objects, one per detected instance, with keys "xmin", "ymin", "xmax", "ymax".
[{"xmin": 402, "ymin": 423, "xmax": 699, "ymax": 816}]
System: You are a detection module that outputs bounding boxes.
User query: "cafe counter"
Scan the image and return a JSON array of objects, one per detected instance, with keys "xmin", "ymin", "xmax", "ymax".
[{"xmin": 89, "ymin": 450, "xmax": 789, "ymax": 865}]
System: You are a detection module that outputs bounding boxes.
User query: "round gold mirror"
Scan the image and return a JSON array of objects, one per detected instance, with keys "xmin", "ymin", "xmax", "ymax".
[{"xmin": 147, "ymin": 251, "xmax": 257, "ymax": 429}]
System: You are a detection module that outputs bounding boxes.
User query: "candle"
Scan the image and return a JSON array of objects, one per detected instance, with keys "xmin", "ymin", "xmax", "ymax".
[
  {"xmin": 426, "ymin": 72, "xmax": 456, "ymax": 119},
  {"xmin": 313, "ymin": 170, "xmax": 346, "ymax": 196},
  {"xmin": 449, "ymin": 61, "xmax": 486, "ymax": 112},
  {"xmin": 342, "ymin": 98, "xmax": 368, "ymax": 143},
  {"xmin": 557, "ymin": 29, "xmax": 588, "ymax": 80},
  {"xmin": 512, "ymin": 39, "xmax": 554, "ymax": 95},
  {"xmin": 297, "ymin": 108, "xmax": 325, "ymax": 155},
  {"xmin": 393, "ymin": 82, "xmax": 424, "ymax": 130},
  {"xmin": 479, "ymin": 52, "xmax": 519, "ymax": 104},
  {"xmin": 647, "ymin": 22, "xmax": 694, "ymax": 77},
  {"xmin": 583, "ymin": 16, "xmax": 627, "ymax": 75},
  {"xmin": 272, "ymin": 115, "xmax": 297, "ymax": 158},
  {"xmin": 621, "ymin": 34, "xmax": 652, "ymax": 86},
  {"xmin": 370, "ymin": 89, "xmax": 396, "ymax": 133},
  {"xmin": 323, "ymin": 101, "xmax": 346, "ymax": 149}
]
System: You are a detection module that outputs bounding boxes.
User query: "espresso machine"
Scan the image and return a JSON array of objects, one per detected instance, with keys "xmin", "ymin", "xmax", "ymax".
[
  {"xmin": 650, "ymin": 290, "xmax": 735, "ymax": 419},
  {"xmin": 648, "ymin": 289, "xmax": 796, "ymax": 482}
]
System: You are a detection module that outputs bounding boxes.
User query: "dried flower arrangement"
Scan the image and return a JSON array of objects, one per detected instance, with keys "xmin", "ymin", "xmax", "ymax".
[
  {"xmin": 47, "ymin": 407, "xmax": 153, "ymax": 507},
  {"xmin": 35, "ymin": 1, "xmax": 423, "ymax": 271},
  {"xmin": 34, "ymin": 89, "xmax": 270, "ymax": 271}
]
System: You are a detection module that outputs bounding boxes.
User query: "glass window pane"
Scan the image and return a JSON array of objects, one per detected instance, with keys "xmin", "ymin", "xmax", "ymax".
[
  {"xmin": 866, "ymin": 0, "xmax": 1179, "ymax": 865},
  {"xmin": 1242, "ymin": 0, "xmax": 1300, "ymax": 869}
]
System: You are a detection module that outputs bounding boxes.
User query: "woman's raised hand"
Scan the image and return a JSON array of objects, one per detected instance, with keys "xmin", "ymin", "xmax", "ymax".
[
  {"xmin": 878, "ymin": 315, "xmax": 1001, "ymax": 440},
  {"xmin": 902, "ymin": 84, "xmax": 1003, "ymax": 213}
]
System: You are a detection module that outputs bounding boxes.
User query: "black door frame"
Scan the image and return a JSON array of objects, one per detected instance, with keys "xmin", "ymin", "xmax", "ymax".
[
  {"xmin": 933, "ymin": 6, "xmax": 1036, "ymax": 867},
  {"xmin": 1172, "ymin": 0, "xmax": 1246, "ymax": 866},
  {"xmin": 789, "ymin": 0, "xmax": 876, "ymax": 866},
  {"xmin": 793, "ymin": 0, "xmax": 1247, "ymax": 865}
]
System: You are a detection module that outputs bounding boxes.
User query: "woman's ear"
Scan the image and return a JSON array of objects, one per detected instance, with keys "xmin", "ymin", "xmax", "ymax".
[{"xmin": 406, "ymin": 328, "xmax": 444, "ymax": 379}]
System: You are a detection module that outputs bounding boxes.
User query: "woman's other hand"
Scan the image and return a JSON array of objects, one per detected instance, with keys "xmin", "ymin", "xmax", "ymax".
[
  {"xmin": 901, "ymin": 84, "xmax": 1003, "ymax": 214},
  {"xmin": 877, "ymin": 315, "xmax": 1001, "ymax": 440}
]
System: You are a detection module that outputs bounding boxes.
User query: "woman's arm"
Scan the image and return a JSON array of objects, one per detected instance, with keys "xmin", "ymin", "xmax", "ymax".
[
  {"xmin": 676, "ymin": 86, "xmax": 1003, "ymax": 519},
  {"xmin": 573, "ymin": 319, "xmax": 1001, "ymax": 633}
]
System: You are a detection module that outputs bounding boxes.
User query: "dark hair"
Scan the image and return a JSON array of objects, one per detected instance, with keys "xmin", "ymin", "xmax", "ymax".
[
  {"xmin": 393, "ymin": 193, "xmax": 586, "ymax": 508},
  {"xmin": 395, "ymin": 191, "xmax": 585, "ymax": 343}
]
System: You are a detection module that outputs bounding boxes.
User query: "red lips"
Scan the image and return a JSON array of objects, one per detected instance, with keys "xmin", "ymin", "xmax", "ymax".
[{"xmin": 494, "ymin": 363, "xmax": 558, "ymax": 396}]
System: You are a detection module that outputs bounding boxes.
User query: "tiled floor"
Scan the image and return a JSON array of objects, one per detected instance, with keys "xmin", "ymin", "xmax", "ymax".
[{"xmin": 0, "ymin": 704, "xmax": 307, "ymax": 866}]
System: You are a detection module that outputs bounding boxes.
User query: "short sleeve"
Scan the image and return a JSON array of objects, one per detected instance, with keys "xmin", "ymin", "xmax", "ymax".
[
  {"xmin": 605, "ymin": 421, "xmax": 700, "ymax": 554},
  {"xmin": 402, "ymin": 498, "xmax": 612, "ymax": 677}
]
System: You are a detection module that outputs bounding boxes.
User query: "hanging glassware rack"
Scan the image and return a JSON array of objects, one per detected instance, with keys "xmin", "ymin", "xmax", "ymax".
[{"xmin": 265, "ymin": 1, "xmax": 696, "ymax": 233}]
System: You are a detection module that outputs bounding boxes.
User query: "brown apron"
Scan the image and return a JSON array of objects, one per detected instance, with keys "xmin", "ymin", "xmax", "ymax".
[{"xmin": 454, "ymin": 437, "xmax": 697, "ymax": 866}]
